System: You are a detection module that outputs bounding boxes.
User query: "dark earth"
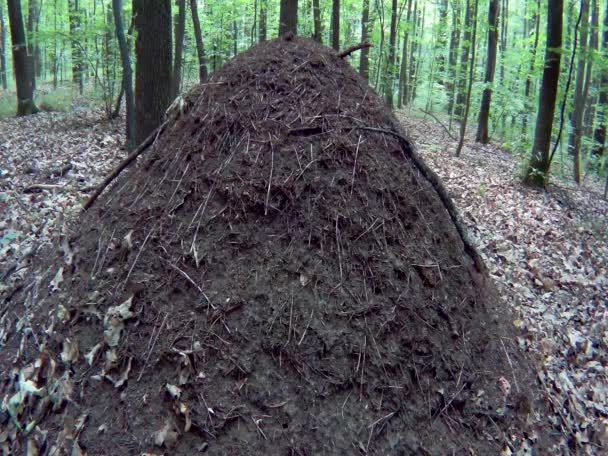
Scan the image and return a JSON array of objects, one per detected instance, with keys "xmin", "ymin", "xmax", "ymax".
[{"xmin": 1, "ymin": 37, "xmax": 552, "ymax": 455}]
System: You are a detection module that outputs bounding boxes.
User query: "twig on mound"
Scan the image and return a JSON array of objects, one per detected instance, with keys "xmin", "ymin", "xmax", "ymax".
[
  {"xmin": 338, "ymin": 41, "xmax": 372, "ymax": 59},
  {"xmin": 356, "ymin": 126, "xmax": 486, "ymax": 274},
  {"xmin": 83, "ymin": 120, "xmax": 169, "ymax": 211}
]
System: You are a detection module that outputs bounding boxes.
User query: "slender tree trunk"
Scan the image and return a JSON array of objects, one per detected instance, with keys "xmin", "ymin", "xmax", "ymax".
[
  {"xmin": 455, "ymin": 0, "xmax": 473, "ymax": 120},
  {"xmin": 232, "ymin": 19, "xmax": 238, "ymax": 56},
  {"xmin": 408, "ymin": 0, "xmax": 419, "ymax": 105},
  {"xmin": 189, "ymin": 0, "xmax": 207, "ymax": 81},
  {"xmin": 475, "ymin": 0, "xmax": 499, "ymax": 143},
  {"xmin": 568, "ymin": 0, "xmax": 590, "ymax": 184},
  {"xmin": 524, "ymin": 0, "xmax": 563, "ymax": 187},
  {"xmin": 446, "ymin": 0, "xmax": 461, "ymax": 117},
  {"xmin": 133, "ymin": 0, "xmax": 172, "ymax": 145},
  {"xmin": 68, "ymin": 0, "xmax": 84, "ymax": 94},
  {"xmin": 374, "ymin": 0, "xmax": 386, "ymax": 89},
  {"xmin": 359, "ymin": 0, "xmax": 370, "ymax": 80},
  {"xmin": 331, "ymin": 0, "xmax": 340, "ymax": 50},
  {"xmin": 259, "ymin": 0, "xmax": 267, "ymax": 42},
  {"xmin": 398, "ymin": 0, "xmax": 413, "ymax": 107},
  {"xmin": 582, "ymin": 0, "xmax": 598, "ymax": 138},
  {"xmin": 522, "ymin": 0, "xmax": 541, "ymax": 136},
  {"xmin": 455, "ymin": 0, "xmax": 479, "ymax": 156},
  {"xmin": 0, "ymin": 4, "xmax": 7, "ymax": 91},
  {"xmin": 435, "ymin": 0, "xmax": 448, "ymax": 87},
  {"xmin": 279, "ymin": 0, "xmax": 298, "ymax": 36},
  {"xmin": 383, "ymin": 0, "xmax": 398, "ymax": 107},
  {"xmin": 313, "ymin": 0, "xmax": 321, "ymax": 42},
  {"xmin": 112, "ymin": 0, "xmax": 135, "ymax": 151},
  {"xmin": 26, "ymin": 0, "xmax": 40, "ymax": 87},
  {"xmin": 591, "ymin": 0, "xmax": 607, "ymax": 161},
  {"xmin": 171, "ymin": 0, "xmax": 186, "ymax": 99},
  {"xmin": 7, "ymin": 0, "xmax": 38, "ymax": 115}
]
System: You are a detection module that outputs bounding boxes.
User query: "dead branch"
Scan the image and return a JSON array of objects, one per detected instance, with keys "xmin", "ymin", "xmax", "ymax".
[
  {"xmin": 83, "ymin": 120, "xmax": 169, "ymax": 211},
  {"xmin": 338, "ymin": 41, "xmax": 372, "ymax": 59}
]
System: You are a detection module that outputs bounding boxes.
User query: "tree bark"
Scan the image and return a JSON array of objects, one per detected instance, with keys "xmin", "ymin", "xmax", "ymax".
[
  {"xmin": 0, "ymin": 4, "xmax": 7, "ymax": 90},
  {"xmin": 6, "ymin": 0, "xmax": 38, "ymax": 115},
  {"xmin": 279, "ymin": 0, "xmax": 298, "ymax": 36},
  {"xmin": 331, "ymin": 0, "xmax": 340, "ymax": 50},
  {"xmin": 591, "ymin": 0, "xmax": 607, "ymax": 161},
  {"xmin": 359, "ymin": 0, "xmax": 370, "ymax": 80},
  {"xmin": 568, "ymin": 0, "xmax": 590, "ymax": 184},
  {"xmin": 384, "ymin": 0, "xmax": 398, "ymax": 108},
  {"xmin": 312, "ymin": 0, "xmax": 321, "ymax": 42},
  {"xmin": 189, "ymin": 0, "xmax": 207, "ymax": 81},
  {"xmin": 172, "ymin": 0, "xmax": 186, "ymax": 99},
  {"xmin": 68, "ymin": 0, "xmax": 84, "ymax": 94},
  {"xmin": 112, "ymin": 0, "xmax": 135, "ymax": 152},
  {"xmin": 524, "ymin": 0, "xmax": 563, "ymax": 186},
  {"xmin": 133, "ymin": 0, "xmax": 172, "ymax": 145},
  {"xmin": 475, "ymin": 0, "xmax": 499, "ymax": 143},
  {"xmin": 259, "ymin": 0, "xmax": 267, "ymax": 42}
]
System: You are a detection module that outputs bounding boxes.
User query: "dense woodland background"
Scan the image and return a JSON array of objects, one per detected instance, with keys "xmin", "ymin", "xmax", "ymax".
[{"xmin": 0, "ymin": 0, "xmax": 607, "ymax": 190}]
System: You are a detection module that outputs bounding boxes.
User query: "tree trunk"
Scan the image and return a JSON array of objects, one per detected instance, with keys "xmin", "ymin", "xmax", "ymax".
[
  {"xmin": 522, "ymin": 0, "xmax": 541, "ymax": 136},
  {"xmin": 475, "ymin": 0, "xmax": 499, "ymax": 143},
  {"xmin": 591, "ymin": 0, "xmax": 607, "ymax": 161},
  {"xmin": 172, "ymin": 0, "xmax": 186, "ymax": 99},
  {"xmin": 455, "ymin": 0, "xmax": 479, "ymax": 156},
  {"xmin": 279, "ymin": 0, "xmax": 298, "ymax": 36},
  {"xmin": 112, "ymin": 0, "xmax": 135, "ymax": 152},
  {"xmin": 408, "ymin": 0, "xmax": 419, "ymax": 105},
  {"xmin": 27, "ymin": 0, "xmax": 41, "ymax": 85},
  {"xmin": 384, "ymin": 0, "xmax": 398, "ymax": 108},
  {"xmin": 0, "ymin": 4, "xmax": 7, "ymax": 91},
  {"xmin": 582, "ymin": 0, "xmax": 598, "ymax": 139},
  {"xmin": 524, "ymin": 0, "xmax": 563, "ymax": 187},
  {"xmin": 331, "ymin": 0, "xmax": 340, "ymax": 50},
  {"xmin": 435, "ymin": 0, "xmax": 448, "ymax": 87},
  {"xmin": 359, "ymin": 0, "xmax": 370, "ymax": 80},
  {"xmin": 68, "ymin": 0, "xmax": 84, "ymax": 94},
  {"xmin": 568, "ymin": 0, "xmax": 590, "ymax": 184},
  {"xmin": 312, "ymin": 0, "xmax": 321, "ymax": 42},
  {"xmin": 189, "ymin": 0, "xmax": 207, "ymax": 81},
  {"xmin": 232, "ymin": 19, "xmax": 238, "ymax": 57},
  {"xmin": 455, "ymin": 0, "xmax": 473, "ymax": 120},
  {"xmin": 398, "ymin": 0, "xmax": 413, "ymax": 107},
  {"xmin": 446, "ymin": 0, "xmax": 461, "ymax": 117},
  {"xmin": 259, "ymin": 0, "xmax": 267, "ymax": 42},
  {"xmin": 6, "ymin": 0, "xmax": 38, "ymax": 115},
  {"xmin": 133, "ymin": 0, "xmax": 172, "ymax": 145}
]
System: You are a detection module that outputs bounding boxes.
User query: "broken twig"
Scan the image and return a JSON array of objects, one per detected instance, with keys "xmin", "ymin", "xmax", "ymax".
[
  {"xmin": 338, "ymin": 41, "xmax": 372, "ymax": 59},
  {"xmin": 83, "ymin": 120, "xmax": 169, "ymax": 211}
]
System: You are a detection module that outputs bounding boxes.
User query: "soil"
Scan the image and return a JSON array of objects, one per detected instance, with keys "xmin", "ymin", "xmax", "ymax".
[{"xmin": 1, "ymin": 37, "xmax": 551, "ymax": 455}]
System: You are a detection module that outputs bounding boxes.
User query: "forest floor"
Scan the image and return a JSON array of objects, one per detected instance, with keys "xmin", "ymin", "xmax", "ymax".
[{"xmin": 1, "ymin": 108, "xmax": 607, "ymax": 453}]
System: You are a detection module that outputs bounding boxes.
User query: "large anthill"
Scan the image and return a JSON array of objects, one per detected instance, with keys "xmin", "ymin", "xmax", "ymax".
[{"xmin": 0, "ymin": 37, "xmax": 550, "ymax": 455}]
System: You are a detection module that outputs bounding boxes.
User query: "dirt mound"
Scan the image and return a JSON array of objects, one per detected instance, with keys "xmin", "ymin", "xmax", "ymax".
[{"xmin": 1, "ymin": 37, "xmax": 548, "ymax": 454}]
